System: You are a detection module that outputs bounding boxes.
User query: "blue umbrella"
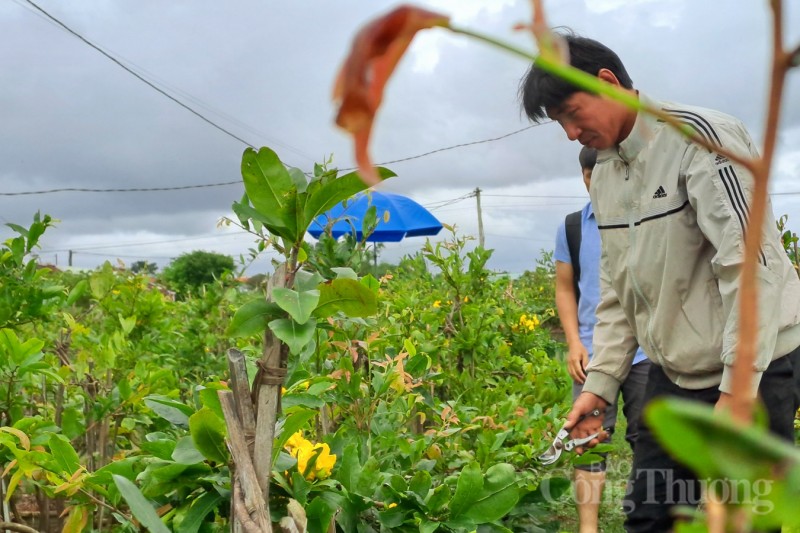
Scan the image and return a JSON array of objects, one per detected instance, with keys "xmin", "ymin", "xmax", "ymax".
[{"xmin": 307, "ymin": 191, "xmax": 442, "ymax": 242}]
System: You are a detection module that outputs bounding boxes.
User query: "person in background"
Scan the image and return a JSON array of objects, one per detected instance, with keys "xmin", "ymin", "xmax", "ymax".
[
  {"xmin": 520, "ymin": 32, "xmax": 800, "ymax": 531},
  {"xmin": 554, "ymin": 146, "xmax": 650, "ymax": 533}
]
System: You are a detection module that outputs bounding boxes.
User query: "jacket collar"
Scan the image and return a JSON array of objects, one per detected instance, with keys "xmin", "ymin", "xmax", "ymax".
[{"xmin": 598, "ymin": 92, "xmax": 661, "ymax": 164}]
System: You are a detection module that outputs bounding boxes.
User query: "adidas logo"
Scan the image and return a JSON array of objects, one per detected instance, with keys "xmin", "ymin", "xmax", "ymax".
[
  {"xmin": 715, "ymin": 153, "xmax": 730, "ymax": 165},
  {"xmin": 653, "ymin": 186, "xmax": 667, "ymax": 199}
]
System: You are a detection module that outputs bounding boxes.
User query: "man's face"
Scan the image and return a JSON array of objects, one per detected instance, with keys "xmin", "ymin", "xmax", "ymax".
[{"xmin": 547, "ymin": 92, "xmax": 629, "ymax": 150}]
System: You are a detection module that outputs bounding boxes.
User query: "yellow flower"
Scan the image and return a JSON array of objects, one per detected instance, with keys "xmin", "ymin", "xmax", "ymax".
[
  {"xmin": 433, "ymin": 300, "xmax": 441, "ymax": 308},
  {"xmin": 284, "ymin": 430, "xmax": 306, "ymax": 451},
  {"xmin": 283, "ymin": 431, "xmax": 337, "ymax": 481},
  {"xmin": 463, "ymin": 296, "xmax": 469, "ymax": 303},
  {"xmin": 388, "ymin": 503, "xmax": 398, "ymax": 509}
]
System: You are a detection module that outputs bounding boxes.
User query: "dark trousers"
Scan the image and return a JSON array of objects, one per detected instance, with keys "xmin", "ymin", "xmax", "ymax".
[{"xmin": 623, "ymin": 348, "xmax": 798, "ymax": 533}]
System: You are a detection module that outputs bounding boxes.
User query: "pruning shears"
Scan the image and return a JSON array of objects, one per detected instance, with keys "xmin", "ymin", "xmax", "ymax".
[{"xmin": 538, "ymin": 409, "xmax": 604, "ymax": 465}]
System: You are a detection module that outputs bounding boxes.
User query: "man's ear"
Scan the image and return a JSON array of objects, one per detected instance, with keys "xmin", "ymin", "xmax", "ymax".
[{"xmin": 597, "ymin": 68, "xmax": 621, "ymax": 86}]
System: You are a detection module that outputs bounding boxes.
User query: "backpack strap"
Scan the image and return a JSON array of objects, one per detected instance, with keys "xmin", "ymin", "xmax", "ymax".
[{"xmin": 564, "ymin": 210, "xmax": 583, "ymax": 303}]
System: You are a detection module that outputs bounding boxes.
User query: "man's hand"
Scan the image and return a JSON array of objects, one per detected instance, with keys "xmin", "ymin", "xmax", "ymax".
[
  {"xmin": 567, "ymin": 343, "xmax": 590, "ymax": 384},
  {"xmin": 564, "ymin": 392, "xmax": 609, "ymax": 452}
]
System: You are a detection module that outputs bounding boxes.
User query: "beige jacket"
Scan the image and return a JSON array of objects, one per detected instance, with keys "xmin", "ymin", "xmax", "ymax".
[{"xmin": 583, "ymin": 94, "xmax": 800, "ymax": 403}]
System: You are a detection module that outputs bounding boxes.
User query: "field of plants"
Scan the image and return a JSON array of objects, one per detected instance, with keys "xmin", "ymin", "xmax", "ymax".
[
  {"xmin": 0, "ymin": 155, "xmax": 597, "ymax": 532},
  {"xmin": 3, "ymin": 145, "xmax": 800, "ymax": 533}
]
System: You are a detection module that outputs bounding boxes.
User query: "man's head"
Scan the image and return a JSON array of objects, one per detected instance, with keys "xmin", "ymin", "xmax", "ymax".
[
  {"xmin": 579, "ymin": 146, "xmax": 597, "ymax": 192},
  {"xmin": 520, "ymin": 33, "xmax": 637, "ymax": 150}
]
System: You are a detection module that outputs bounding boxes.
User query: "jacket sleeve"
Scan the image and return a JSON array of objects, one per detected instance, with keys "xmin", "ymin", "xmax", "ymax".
[
  {"xmin": 682, "ymin": 120, "xmax": 782, "ymax": 395},
  {"xmin": 582, "ymin": 250, "xmax": 639, "ymax": 404}
]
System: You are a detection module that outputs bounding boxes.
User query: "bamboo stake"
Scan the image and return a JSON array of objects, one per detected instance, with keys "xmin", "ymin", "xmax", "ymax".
[
  {"xmin": 253, "ymin": 264, "xmax": 289, "ymax": 503},
  {"xmin": 219, "ymin": 391, "xmax": 271, "ymax": 532}
]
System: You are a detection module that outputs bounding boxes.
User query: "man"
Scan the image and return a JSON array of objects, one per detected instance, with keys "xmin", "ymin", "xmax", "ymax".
[
  {"xmin": 520, "ymin": 33, "xmax": 800, "ymax": 531},
  {"xmin": 554, "ymin": 145, "xmax": 650, "ymax": 533}
]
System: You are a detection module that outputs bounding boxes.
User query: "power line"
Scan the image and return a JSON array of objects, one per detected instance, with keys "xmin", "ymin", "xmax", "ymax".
[
  {"xmin": 19, "ymin": 0, "xmax": 261, "ymax": 150},
  {"xmin": 14, "ymin": 0, "xmax": 322, "ymax": 174},
  {"xmin": 70, "ymin": 251, "xmax": 176, "ymax": 261},
  {"xmin": 1, "ymin": 127, "xmax": 545, "ymax": 196},
  {"xmin": 1, "ymin": 181, "xmax": 244, "ymax": 196},
  {"xmin": 425, "ymin": 193, "xmax": 476, "ymax": 210},
  {"xmin": 365, "ymin": 124, "xmax": 544, "ymax": 168},
  {"xmin": 39, "ymin": 230, "xmax": 251, "ymax": 253}
]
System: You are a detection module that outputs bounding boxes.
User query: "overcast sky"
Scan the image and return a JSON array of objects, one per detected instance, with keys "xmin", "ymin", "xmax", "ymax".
[{"xmin": 2, "ymin": 0, "xmax": 799, "ymax": 276}]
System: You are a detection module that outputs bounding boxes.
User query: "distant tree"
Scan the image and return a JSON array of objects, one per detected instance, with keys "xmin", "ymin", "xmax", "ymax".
[
  {"xmin": 131, "ymin": 260, "xmax": 158, "ymax": 275},
  {"xmin": 160, "ymin": 250, "xmax": 235, "ymax": 297}
]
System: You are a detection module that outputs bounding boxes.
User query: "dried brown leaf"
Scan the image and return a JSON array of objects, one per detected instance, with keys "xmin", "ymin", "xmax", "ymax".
[{"xmin": 333, "ymin": 5, "xmax": 449, "ymax": 185}]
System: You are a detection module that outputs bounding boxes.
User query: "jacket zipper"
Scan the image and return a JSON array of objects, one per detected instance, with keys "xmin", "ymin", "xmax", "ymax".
[{"xmin": 619, "ymin": 156, "xmax": 665, "ymax": 368}]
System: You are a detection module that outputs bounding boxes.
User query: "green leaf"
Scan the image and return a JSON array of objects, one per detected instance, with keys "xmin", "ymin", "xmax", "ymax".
[
  {"xmin": 281, "ymin": 393, "xmax": 324, "ymax": 410},
  {"xmin": 294, "ymin": 270, "xmax": 325, "ymax": 292},
  {"xmin": 231, "ymin": 200, "xmax": 292, "ymax": 240},
  {"xmin": 112, "ymin": 474, "xmax": 170, "ymax": 533},
  {"xmin": 419, "ymin": 520, "xmax": 440, "ymax": 533},
  {"xmin": 273, "ymin": 408, "xmax": 316, "ymax": 463},
  {"xmin": 449, "ymin": 461, "xmax": 483, "ymax": 518},
  {"xmin": 144, "ymin": 397, "xmax": 193, "ymax": 426},
  {"xmin": 117, "ymin": 378, "xmax": 132, "ymax": 402},
  {"xmin": 377, "ymin": 507, "xmax": 405, "ymax": 528},
  {"xmin": 646, "ymin": 397, "xmax": 800, "ymax": 528},
  {"xmin": 337, "ymin": 443, "xmax": 361, "ymax": 493},
  {"xmin": 409, "ymin": 470, "xmax": 432, "ymax": 501},
  {"xmin": 26, "ymin": 220, "xmax": 46, "ymax": 251},
  {"xmin": 172, "ymin": 436, "xmax": 206, "ymax": 465},
  {"xmin": 463, "ymin": 463, "xmax": 519, "ymax": 523},
  {"xmin": 360, "ymin": 273, "xmax": 380, "ymax": 293},
  {"xmin": 272, "ymin": 288, "xmax": 320, "ymax": 325},
  {"xmin": 90, "ymin": 457, "xmax": 140, "ymax": 486},
  {"xmin": 288, "ymin": 167, "xmax": 308, "ymax": 193},
  {"xmin": 305, "ymin": 496, "xmax": 337, "ymax": 533},
  {"xmin": 197, "ymin": 386, "xmax": 224, "ymax": 420},
  {"xmin": 227, "ymin": 298, "xmax": 283, "ymax": 337},
  {"xmin": 646, "ymin": 398, "xmax": 799, "ymax": 482},
  {"xmin": 66, "ymin": 279, "xmax": 88, "ymax": 306},
  {"xmin": 302, "ymin": 167, "xmax": 396, "ymax": 229},
  {"xmin": 61, "ymin": 408, "xmax": 85, "ymax": 440},
  {"xmin": 405, "ymin": 353, "xmax": 431, "ymax": 378},
  {"xmin": 426, "ymin": 483, "xmax": 451, "ymax": 513},
  {"xmin": 89, "ymin": 265, "xmax": 115, "ymax": 299},
  {"xmin": 331, "ymin": 267, "xmax": 357, "ymax": 280},
  {"xmin": 48, "ymin": 434, "xmax": 81, "ymax": 475},
  {"xmin": 403, "ymin": 338, "xmax": 417, "ymax": 357},
  {"xmin": 188, "ymin": 408, "xmax": 228, "ymax": 464},
  {"xmin": 0, "ymin": 329, "xmax": 44, "ymax": 366},
  {"xmin": 268, "ymin": 318, "xmax": 316, "ymax": 355},
  {"xmin": 241, "ymin": 147, "xmax": 298, "ymax": 239},
  {"xmin": 176, "ymin": 491, "xmax": 223, "ymax": 533},
  {"xmin": 6, "ymin": 223, "xmax": 29, "ymax": 237},
  {"xmin": 313, "ymin": 279, "xmax": 377, "ymax": 319}
]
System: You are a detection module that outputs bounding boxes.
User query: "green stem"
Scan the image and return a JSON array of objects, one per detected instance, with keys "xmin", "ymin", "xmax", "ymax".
[
  {"xmin": 449, "ymin": 25, "xmax": 699, "ymax": 142},
  {"xmin": 448, "ymin": 26, "xmax": 535, "ymax": 62}
]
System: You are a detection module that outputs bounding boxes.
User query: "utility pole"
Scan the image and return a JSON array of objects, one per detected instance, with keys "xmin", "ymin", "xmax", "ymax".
[
  {"xmin": 475, "ymin": 187, "xmax": 485, "ymax": 248},
  {"xmin": 68, "ymin": 250, "xmax": 73, "ymax": 267}
]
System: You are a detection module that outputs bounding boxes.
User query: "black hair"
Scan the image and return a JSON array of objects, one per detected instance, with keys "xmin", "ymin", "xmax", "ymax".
[
  {"xmin": 579, "ymin": 146, "xmax": 597, "ymax": 171},
  {"xmin": 519, "ymin": 32, "xmax": 634, "ymax": 122}
]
